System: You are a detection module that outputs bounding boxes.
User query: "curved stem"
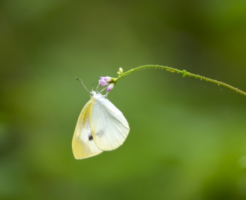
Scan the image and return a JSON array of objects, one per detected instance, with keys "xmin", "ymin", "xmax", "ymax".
[{"xmin": 115, "ymin": 65, "xmax": 246, "ymax": 96}]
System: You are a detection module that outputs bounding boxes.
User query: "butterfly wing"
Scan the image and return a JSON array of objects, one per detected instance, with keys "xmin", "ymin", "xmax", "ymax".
[
  {"xmin": 90, "ymin": 97, "xmax": 130, "ymax": 151},
  {"xmin": 72, "ymin": 99, "xmax": 103, "ymax": 159}
]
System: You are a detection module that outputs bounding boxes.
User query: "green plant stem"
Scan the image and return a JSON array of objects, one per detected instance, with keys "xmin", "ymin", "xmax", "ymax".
[{"xmin": 115, "ymin": 65, "xmax": 246, "ymax": 96}]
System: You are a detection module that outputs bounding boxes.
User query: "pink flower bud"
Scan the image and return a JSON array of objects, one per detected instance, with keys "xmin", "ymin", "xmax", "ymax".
[
  {"xmin": 103, "ymin": 76, "xmax": 111, "ymax": 82},
  {"xmin": 99, "ymin": 76, "xmax": 111, "ymax": 87},
  {"xmin": 106, "ymin": 83, "xmax": 114, "ymax": 92}
]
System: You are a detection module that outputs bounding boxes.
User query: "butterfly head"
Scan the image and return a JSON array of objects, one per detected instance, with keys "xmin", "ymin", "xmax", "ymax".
[{"xmin": 90, "ymin": 91, "xmax": 96, "ymax": 96}]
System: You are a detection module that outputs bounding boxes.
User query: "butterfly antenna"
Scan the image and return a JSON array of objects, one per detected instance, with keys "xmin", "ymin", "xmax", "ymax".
[
  {"xmin": 99, "ymin": 87, "xmax": 109, "ymax": 96},
  {"xmin": 99, "ymin": 87, "xmax": 107, "ymax": 93},
  {"xmin": 96, "ymin": 84, "xmax": 100, "ymax": 92},
  {"xmin": 75, "ymin": 77, "xmax": 90, "ymax": 93}
]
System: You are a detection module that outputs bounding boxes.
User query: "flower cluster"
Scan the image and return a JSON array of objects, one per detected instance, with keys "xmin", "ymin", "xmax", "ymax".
[
  {"xmin": 99, "ymin": 76, "xmax": 114, "ymax": 92},
  {"xmin": 98, "ymin": 68, "xmax": 124, "ymax": 92}
]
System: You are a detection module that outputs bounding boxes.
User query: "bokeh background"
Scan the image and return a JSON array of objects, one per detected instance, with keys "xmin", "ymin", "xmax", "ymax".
[{"xmin": 1, "ymin": 1, "xmax": 246, "ymax": 200}]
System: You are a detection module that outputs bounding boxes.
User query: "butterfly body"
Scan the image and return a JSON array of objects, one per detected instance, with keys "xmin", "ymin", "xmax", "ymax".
[{"xmin": 72, "ymin": 91, "xmax": 130, "ymax": 159}]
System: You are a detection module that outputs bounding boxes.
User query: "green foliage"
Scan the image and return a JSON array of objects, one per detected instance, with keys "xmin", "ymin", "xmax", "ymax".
[{"xmin": 1, "ymin": 0, "xmax": 246, "ymax": 200}]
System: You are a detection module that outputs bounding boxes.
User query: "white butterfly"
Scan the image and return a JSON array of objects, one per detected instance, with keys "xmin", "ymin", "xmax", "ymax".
[{"xmin": 72, "ymin": 91, "xmax": 130, "ymax": 159}]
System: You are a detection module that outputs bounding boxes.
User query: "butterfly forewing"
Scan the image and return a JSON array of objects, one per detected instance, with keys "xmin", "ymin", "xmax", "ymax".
[
  {"xmin": 72, "ymin": 99, "xmax": 103, "ymax": 159},
  {"xmin": 90, "ymin": 96, "xmax": 130, "ymax": 151}
]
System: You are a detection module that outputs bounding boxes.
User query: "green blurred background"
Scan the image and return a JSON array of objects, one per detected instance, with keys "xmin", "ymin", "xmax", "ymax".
[{"xmin": 1, "ymin": 0, "xmax": 246, "ymax": 200}]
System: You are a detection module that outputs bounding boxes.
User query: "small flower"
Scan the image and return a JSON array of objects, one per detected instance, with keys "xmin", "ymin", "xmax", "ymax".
[
  {"xmin": 99, "ymin": 76, "xmax": 112, "ymax": 87},
  {"xmin": 117, "ymin": 67, "xmax": 123, "ymax": 75},
  {"xmin": 106, "ymin": 83, "xmax": 114, "ymax": 92},
  {"xmin": 98, "ymin": 76, "xmax": 116, "ymax": 92}
]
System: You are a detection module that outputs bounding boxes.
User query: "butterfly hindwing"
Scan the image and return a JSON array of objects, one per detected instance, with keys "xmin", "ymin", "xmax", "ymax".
[{"xmin": 90, "ymin": 97, "xmax": 130, "ymax": 151}]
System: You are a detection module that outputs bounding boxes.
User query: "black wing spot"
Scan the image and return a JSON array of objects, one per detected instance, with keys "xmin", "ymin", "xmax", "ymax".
[{"xmin": 88, "ymin": 135, "xmax": 93, "ymax": 141}]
